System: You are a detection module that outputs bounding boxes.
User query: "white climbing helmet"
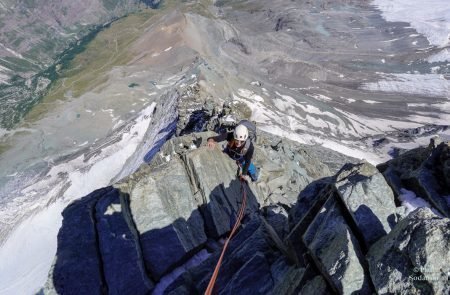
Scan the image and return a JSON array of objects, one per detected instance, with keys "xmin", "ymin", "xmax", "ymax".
[{"xmin": 234, "ymin": 124, "xmax": 248, "ymax": 141}]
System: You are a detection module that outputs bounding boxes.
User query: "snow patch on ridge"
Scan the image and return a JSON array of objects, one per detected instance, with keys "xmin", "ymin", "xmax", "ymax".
[{"xmin": 398, "ymin": 188, "xmax": 443, "ymax": 217}]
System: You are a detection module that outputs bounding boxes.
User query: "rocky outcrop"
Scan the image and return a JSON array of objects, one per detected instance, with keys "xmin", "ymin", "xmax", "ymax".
[
  {"xmin": 379, "ymin": 142, "xmax": 450, "ymax": 218},
  {"xmin": 44, "ymin": 133, "xmax": 450, "ymax": 294},
  {"xmin": 367, "ymin": 208, "xmax": 450, "ymax": 294},
  {"xmin": 334, "ymin": 162, "xmax": 397, "ymax": 248},
  {"xmin": 44, "ymin": 131, "xmax": 334, "ymax": 294}
]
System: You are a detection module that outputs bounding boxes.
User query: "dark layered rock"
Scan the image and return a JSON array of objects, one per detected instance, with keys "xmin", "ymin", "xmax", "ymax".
[
  {"xmin": 221, "ymin": 252, "xmax": 274, "ymax": 294},
  {"xmin": 334, "ymin": 162, "xmax": 398, "ymax": 248},
  {"xmin": 95, "ymin": 189, "xmax": 154, "ymax": 294},
  {"xmin": 405, "ymin": 167, "xmax": 450, "ymax": 217},
  {"xmin": 286, "ymin": 179, "xmax": 334, "ymax": 265},
  {"xmin": 367, "ymin": 208, "xmax": 450, "ymax": 294},
  {"xmin": 439, "ymin": 144, "xmax": 450, "ymax": 187},
  {"xmin": 163, "ymin": 217, "xmax": 281, "ymax": 294},
  {"xmin": 403, "ymin": 143, "xmax": 450, "ymax": 217},
  {"xmin": 289, "ymin": 177, "xmax": 334, "ymax": 227},
  {"xmin": 269, "ymin": 257, "xmax": 306, "ymax": 294},
  {"xmin": 45, "ymin": 188, "xmax": 111, "ymax": 295},
  {"xmin": 263, "ymin": 204, "xmax": 290, "ymax": 240}
]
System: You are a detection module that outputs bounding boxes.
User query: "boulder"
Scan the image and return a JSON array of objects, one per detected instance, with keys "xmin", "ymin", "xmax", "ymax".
[
  {"xmin": 95, "ymin": 189, "xmax": 154, "ymax": 294},
  {"xmin": 367, "ymin": 208, "xmax": 450, "ymax": 294},
  {"xmin": 253, "ymin": 138, "xmax": 333, "ymax": 206},
  {"xmin": 116, "ymin": 157, "xmax": 207, "ymax": 279},
  {"xmin": 302, "ymin": 196, "xmax": 373, "ymax": 294},
  {"xmin": 335, "ymin": 162, "xmax": 398, "ymax": 248}
]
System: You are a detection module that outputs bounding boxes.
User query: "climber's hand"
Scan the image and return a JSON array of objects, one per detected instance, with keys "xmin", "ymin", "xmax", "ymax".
[{"xmin": 207, "ymin": 139, "xmax": 216, "ymax": 149}]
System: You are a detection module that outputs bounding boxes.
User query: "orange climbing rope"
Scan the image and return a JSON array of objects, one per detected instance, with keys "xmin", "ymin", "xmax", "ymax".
[{"xmin": 204, "ymin": 179, "xmax": 248, "ymax": 295}]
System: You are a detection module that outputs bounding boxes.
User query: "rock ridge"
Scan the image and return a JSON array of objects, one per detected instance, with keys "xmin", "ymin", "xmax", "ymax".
[{"xmin": 43, "ymin": 133, "xmax": 450, "ymax": 294}]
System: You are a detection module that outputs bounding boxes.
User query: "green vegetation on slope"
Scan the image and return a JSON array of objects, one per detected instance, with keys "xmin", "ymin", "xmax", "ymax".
[{"xmin": 24, "ymin": 9, "xmax": 161, "ymax": 122}]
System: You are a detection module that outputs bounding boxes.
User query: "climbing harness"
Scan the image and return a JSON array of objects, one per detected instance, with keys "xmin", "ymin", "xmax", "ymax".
[
  {"xmin": 227, "ymin": 139, "xmax": 250, "ymax": 160},
  {"xmin": 204, "ymin": 179, "xmax": 248, "ymax": 295}
]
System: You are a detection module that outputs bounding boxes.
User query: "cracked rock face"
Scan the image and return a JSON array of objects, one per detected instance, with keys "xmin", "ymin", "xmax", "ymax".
[
  {"xmin": 367, "ymin": 208, "xmax": 450, "ymax": 295},
  {"xmin": 44, "ymin": 133, "xmax": 450, "ymax": 294},
  {"xmin": 302, "ymin": 196, "xmax": 373, "ymax": 294},
  {"xmin": 44, "ymin": 131, "xmax": 335, "ymax": 293}
]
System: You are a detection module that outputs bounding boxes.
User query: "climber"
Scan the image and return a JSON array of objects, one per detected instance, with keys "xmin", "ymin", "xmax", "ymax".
[{"xmin": 207, "ymin": 122, "xmax": 258, "ymax": 182}]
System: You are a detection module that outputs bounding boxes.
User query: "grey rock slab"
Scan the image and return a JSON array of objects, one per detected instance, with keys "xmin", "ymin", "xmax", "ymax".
[
  {"xmin": 367, "ymin": 207, "xmax": 450, "ymax": 295},
  {"xmin": 184, "ymin": 147, "xmax": 260, "ymax": 237},
  {"xmin": 335, "ymin": 162, "xmax": 398, "ymax": 248},
  {"xmin": 95, "ymin": 188, "xmax": 154, "ymax": 294},
  {"xmin": 118, "ymin": 156, "xmax": 207, "ymax": 279},
  {"xmin": 303, "ymin": 196, "xmax": 372, "ymax": 294}
]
